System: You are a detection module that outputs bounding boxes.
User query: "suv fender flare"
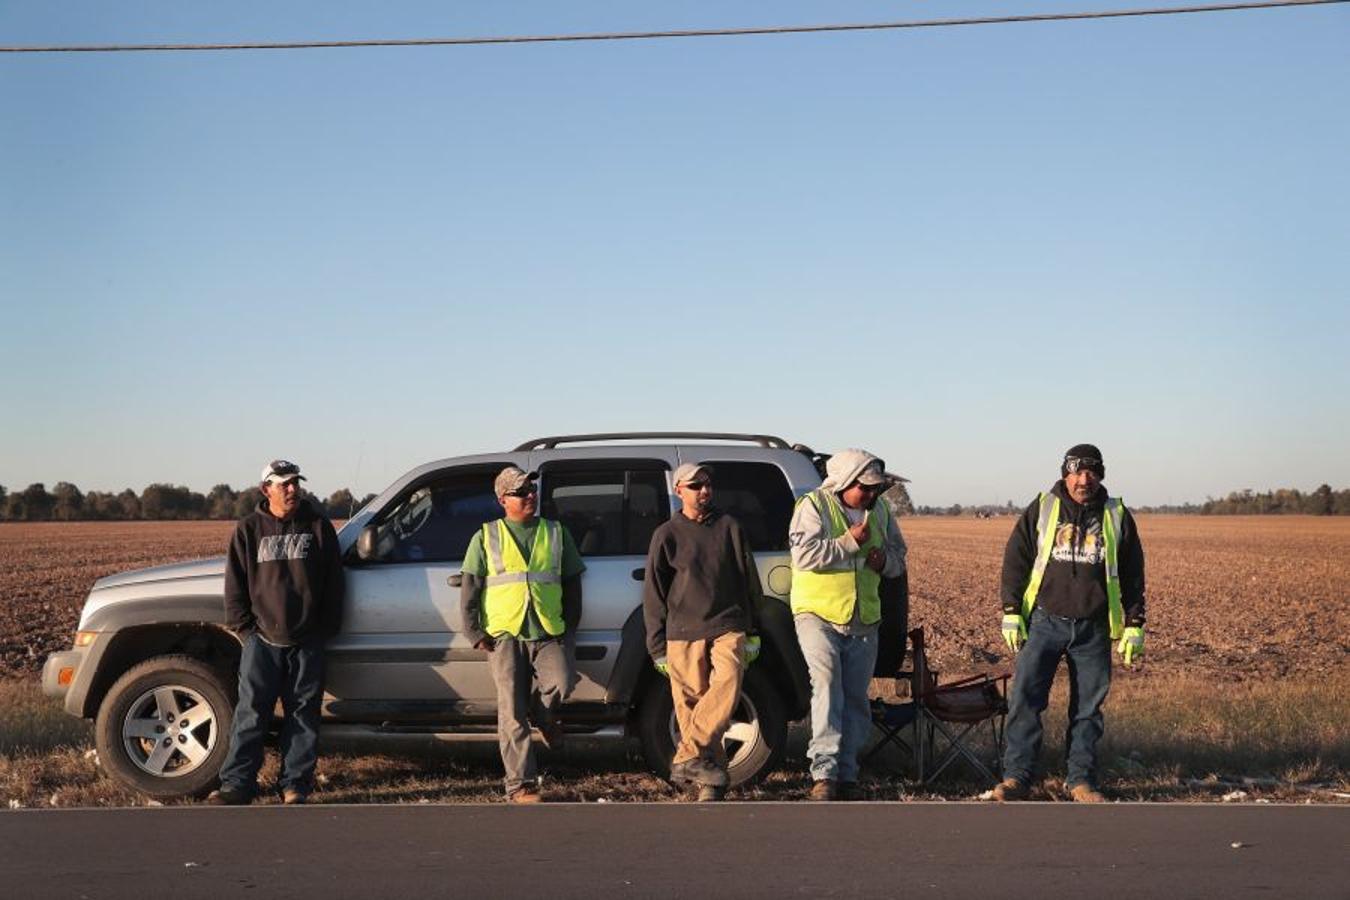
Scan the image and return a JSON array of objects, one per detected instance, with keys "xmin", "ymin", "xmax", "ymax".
[
  {"xmin": 753, "ymin": 596, "xmax": 811, "ymax": 720},
  {"xmin": 73, "ymin": 596, "xmax": 240, "ymax": 719},
  {"xmin": 604, "ymin": 606, "xmax": 651, "ymax": 707}
]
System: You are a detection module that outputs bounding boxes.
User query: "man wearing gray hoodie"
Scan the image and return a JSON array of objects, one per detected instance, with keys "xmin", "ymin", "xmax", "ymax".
[{"xmin": 789, "ymin": 449, "xmax": 907, "ymax": 800}]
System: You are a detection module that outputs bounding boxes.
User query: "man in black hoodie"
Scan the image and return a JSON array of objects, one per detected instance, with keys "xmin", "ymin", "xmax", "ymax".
[
  {"xmin": 992, "ymin": 444, "xmax": 1145, "ymax": 803},
  {"xmin": 644, "ymin": 462, "xmax": 762, "ymax": 800},
  {"xmin": 210, "ymin": 459, "xmax": 344, "ymax": 805}
]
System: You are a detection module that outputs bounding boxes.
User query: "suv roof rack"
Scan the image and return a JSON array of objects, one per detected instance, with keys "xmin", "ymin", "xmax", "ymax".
[{"xmin": 515, "ymin": 432, "xmax": 792, "ymax": 451}]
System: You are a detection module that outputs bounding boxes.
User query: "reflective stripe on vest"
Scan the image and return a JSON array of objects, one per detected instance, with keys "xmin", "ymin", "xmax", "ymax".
[
  {"xmin": 1020, "ymin": 493, "xmax": 1126, "ymax": 640},
  {"xmin": 482, "ymin": 518, "xmax": 565, "ymax": 638},
  {"xmin": 789, "ymin": 489, "xmax": 887, "ymax": 626}
]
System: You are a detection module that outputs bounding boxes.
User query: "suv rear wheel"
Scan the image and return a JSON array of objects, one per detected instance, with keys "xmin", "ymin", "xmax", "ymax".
[
  {"xmin": 636, "ymin": 666, "xmax": 787, "ymax": 788},
  {"xmin": 94, "ymin": 655, "xmax": 235, "ymax": 800}
]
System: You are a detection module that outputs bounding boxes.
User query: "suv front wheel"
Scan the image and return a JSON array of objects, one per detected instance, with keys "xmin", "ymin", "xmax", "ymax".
[
  {"xmin": 94, "ymin": 655, "xmax": 235, "ymax": 800},
  {"xmin": 635, "ymin": 666, "xmax": 787, "ymax": 788}
]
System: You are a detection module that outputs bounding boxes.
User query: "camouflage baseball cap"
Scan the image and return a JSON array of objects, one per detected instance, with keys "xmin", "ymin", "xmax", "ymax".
[{"xmin": 493, "ymin": 466, "xmax": 537, "ymax": 498}]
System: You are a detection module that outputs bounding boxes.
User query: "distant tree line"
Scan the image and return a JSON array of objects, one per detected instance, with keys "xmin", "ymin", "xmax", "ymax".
[
  {"xmin": 1196, "ymin": 485, "xmax": 1349, "ymax": 516},
  {"xmin": 913, "ymin": 501, "xmax": 1022, "ymax": 518},
  {"xmin": 912, "ymin": 486, "xmax": 1350, "ymax": 517},
  {"xmin": 0, "ymin": 482, "xmax": 377, "ymax": 522}
]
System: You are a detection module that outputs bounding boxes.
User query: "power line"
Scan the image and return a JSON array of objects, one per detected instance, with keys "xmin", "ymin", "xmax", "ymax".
[{"xmin": 1, "ymin": 0, "xmax": 1344, "ymax": 54}]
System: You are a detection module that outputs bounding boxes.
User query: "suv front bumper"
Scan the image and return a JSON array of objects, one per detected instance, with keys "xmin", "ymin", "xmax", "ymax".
[{"xmin": 41, "ymin": 648, "xmax": 90, "ymax": 715}]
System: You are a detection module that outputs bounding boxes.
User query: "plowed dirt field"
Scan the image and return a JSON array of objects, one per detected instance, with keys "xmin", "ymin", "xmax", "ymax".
[{"xmin": 3, "ymin": 517, "xmax": 1348, "ymax": 681}]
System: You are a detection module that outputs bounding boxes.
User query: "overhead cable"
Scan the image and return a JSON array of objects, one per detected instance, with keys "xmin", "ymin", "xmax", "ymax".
[{"xmin": 1, "ymin": 0, "xmax": 1345, "ymax": 54}]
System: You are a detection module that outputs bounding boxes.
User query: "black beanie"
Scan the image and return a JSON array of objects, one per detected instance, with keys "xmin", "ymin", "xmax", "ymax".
[{"xmin": 1062, "ymin": 443, "xmax": 1105, "ymax": 478}]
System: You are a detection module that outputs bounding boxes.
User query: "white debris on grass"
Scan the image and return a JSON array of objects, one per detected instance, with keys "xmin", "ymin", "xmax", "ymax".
[
  {"xmin": 976, "ymin": 789, "xmax": 996, "ymax": 801},
  {"xmin": 1221, "ymin": 790, "xmax": 1249, "ymax": 802}
]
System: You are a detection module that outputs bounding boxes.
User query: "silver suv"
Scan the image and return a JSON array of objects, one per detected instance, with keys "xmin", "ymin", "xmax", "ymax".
[{"xmin": 43, "ymin": 433, "xmax": 831, "ymax": 800}]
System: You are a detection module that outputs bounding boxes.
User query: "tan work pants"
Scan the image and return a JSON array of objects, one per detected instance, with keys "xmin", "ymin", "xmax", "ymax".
[{"xmin": 666, "ymin": 631, "xmax": 746, "ymax": 766}]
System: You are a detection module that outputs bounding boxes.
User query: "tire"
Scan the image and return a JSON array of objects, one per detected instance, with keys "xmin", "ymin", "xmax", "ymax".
[
  {"xmin": 94, "ymin": 655, "xmax": 235, "ymax": 801},
  {"xmin": 636, "ymin": 665, "xmax": 788, "ymax": 788}
]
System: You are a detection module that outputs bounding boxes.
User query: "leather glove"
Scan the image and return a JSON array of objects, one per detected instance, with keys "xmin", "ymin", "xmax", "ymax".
[
  {"xmin": 652, "ymin": 656, "xmax": 669, "ymax": 678},
  {"xmin": 1117, "ymin": 627, "xmax": 1144, "ymax": 667},
  {"xmin": 1001, "ymin": 614, "xmax": 1027, "ymax": 652},
  {"xmin": 743, "ymin": 635, "xmax": 761, "ymax": 666}
]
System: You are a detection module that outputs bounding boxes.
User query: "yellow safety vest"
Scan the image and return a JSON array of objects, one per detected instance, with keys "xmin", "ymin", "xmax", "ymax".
[
  {"xmin": 1020, "ymin": 493, "xmax": 1127, "ymax": 639},
  {"xmin": 481, "ymin": 518, "xmax": 565, "ymax": 638},
  {"xmin": 790, "ymin": 490, "xmax": 889, "ymax": 626}
]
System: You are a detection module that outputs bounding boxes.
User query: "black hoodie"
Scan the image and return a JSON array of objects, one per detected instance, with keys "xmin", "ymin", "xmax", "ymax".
[
  {"xmin": 224, "ymin": 499, "xmax": 345, "ymax": 645},
  {"xmin": 1000, "ymin": 481, "xmax": 1145, "ymax": 626}
]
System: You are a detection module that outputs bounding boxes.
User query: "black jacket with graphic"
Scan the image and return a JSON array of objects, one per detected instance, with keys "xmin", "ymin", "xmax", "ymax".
[
  {"xmin": 224, "ymin": 499, "xmax": 345, "ymax": 645},
  {"xmin": 1000, "ymin": 480, "xmax": 1145, "ymax": 626}
]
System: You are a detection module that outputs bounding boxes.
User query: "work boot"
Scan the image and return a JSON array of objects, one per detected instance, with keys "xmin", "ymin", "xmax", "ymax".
[
  {"xmin": 205, "ymin": 787, "xmax": 251, "ymax": 806},
  {"xmin": 697, "ymin": 785, "xmax": 726, "ymax": 802},
  {"xmin": 991, "ymin": 778, "xmax": 1030, "ymax": 802},
  {"xmin": 507, "ymin": 785, "xmax": 543, "ymax": 804},
  {"xmin": 837, "ymin": 782, "xmax": 864, "ymax": 802},
  {"xmin": 681, "ymin": 757, "xmax": 728, "ymax": 788},
  {"xmin": 669, "ymin": 759, "xmax": 696, "ymax": 786},
  {"xmin": 809, "ymin": 779, "xmax": 838, "ymax": 802},
  {"xmin": 282, "ymin": 789, "xmax": 308, "ymax": 806},
  {"xmin": 1069, "ymin": 784, "xmax": 1107, "ymax": 803}
]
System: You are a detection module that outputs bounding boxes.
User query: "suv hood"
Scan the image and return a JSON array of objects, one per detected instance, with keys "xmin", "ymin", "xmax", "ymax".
[{"xmin": 92, "ymin": 557, "xmax": 226, "ymax": 591}]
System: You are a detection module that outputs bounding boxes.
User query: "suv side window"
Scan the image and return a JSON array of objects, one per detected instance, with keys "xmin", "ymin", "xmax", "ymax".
[
  {"xmin": 367, "ymin": 467, "xmax": 504, "ymax": 563},
  {"xmin": 541, "ymin": 464, "xmax": 670, "ymax": 557},
  {"xmin": 706, "ymin": 461, "xmax": 795, "ymax": 552}
]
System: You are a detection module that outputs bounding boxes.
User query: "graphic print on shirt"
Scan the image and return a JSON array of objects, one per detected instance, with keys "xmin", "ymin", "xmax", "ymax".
[
  {"xmin": 1049, "ymin": 519, "xmax": 1104, "ymax": 565},
  {"xmin": 257, "ymin": 533, "xmax": 314, "ymax": 562}
]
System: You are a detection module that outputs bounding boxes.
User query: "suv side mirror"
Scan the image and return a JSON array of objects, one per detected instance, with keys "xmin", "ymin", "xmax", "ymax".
[{"xmin": 356, "ymin": 525, "xmax": 381, "ymax": 562}]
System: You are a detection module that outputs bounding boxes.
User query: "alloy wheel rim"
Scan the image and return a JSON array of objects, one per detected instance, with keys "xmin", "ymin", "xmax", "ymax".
[{"xmin": 121, "ymin": 685, "xmax": 218, "ymax": 777}]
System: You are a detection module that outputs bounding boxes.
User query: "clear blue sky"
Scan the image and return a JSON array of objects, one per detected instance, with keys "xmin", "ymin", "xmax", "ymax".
[{"xmin": 3, "ymin": 2, "xmax": 1347, "ymax": 507}]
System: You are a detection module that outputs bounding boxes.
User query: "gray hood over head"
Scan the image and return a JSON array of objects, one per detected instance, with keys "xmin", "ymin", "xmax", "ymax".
[{"xmin": 820, "ymin": 448, "xmax": 888, "ymax": 494}]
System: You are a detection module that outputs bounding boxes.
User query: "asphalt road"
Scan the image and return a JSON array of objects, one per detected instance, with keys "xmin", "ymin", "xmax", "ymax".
[{"xmin": 3, "ymin": 803, "xmax": 1346, "ymax": 899}]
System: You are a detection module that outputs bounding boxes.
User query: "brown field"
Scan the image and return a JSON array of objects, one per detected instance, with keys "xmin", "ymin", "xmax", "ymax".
[
  {"xmin": 2, "ymin": 516, "xmax": 1349, "ymax": 681},
  {"xmin": 1, "ymin": 516, "xmax": 1347, "ymax": 807}
]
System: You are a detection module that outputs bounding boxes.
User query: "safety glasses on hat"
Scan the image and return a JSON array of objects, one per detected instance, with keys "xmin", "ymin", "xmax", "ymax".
[{"xmin": 1063, "ymin": 456, "xmax": 1102, "ymax": 474}]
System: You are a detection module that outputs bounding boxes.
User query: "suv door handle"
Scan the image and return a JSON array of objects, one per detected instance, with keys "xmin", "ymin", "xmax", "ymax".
[
  {"xmin": 447, "ymin": 573, "xmax": 463, "ymax": 588},
  {"xmin": 630, "ymin": 568, "xmax": 645, "ymax": 581}
]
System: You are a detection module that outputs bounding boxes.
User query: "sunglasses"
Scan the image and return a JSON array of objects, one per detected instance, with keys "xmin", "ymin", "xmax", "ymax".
[
  {"xmin": 856, "ymin": 481, "xmax": 886, "ymax": 494},
  {"xmin": 1064, "ymin": 456, "xmax": 1102, "ymax": 474},
  {"xmin": 681, "ymin": 481, "xmax": 712, "ymax": 492},
  {"xmin": 504, "ymin": 486, "xmax": 537, "ymax": 498}
]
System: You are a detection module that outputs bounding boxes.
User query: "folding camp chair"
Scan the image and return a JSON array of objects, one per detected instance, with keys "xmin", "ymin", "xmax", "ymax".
[
  {"xmin": 864, "ymin": 575, "xmax": 921, "ymax": 777},
  {"xmin": 909, "ymin": 627, "xmax": 1010, "ymax": 785}
]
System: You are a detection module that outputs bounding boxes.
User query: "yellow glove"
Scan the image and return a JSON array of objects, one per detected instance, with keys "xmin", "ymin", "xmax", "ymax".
[
  {"xmin": 653, "ymin": 656, "xmax": 669, "ymax": 678},
  {"xmin": 743, "ymin": 635, "xmax": 761, "ymax": 666},
  {"xmin": 1001, "ymin": 614, "xmax": 1027, "ymax": 652},
  {"xmin": 1117, "ymin": 627, "xmax": 1144, "ymax": 667}
]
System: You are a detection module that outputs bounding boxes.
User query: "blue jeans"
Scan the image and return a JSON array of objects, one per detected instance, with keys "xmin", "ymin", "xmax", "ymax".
[
  {"xmin": 219, "ymin": 634, "xmax": 325, "ymax": 797},
  {"xmin": 795, "ymin": 614, "xmax": 879, "ymax": 784},
  {"xmin": 1002, "ymin": 607, "xmax": 1112, "ymax": 788}
]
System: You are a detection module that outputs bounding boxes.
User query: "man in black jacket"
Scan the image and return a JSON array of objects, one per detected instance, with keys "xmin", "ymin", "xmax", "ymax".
[
  {"xmin": 643, "ymin": 462, "xmax": 762, "ymax": 801},
  {"xmin": 210, "ymin": 459, "xmax": 344, "ymax": 805},
  {"xmin": 993, "ymin": 444, "xmax": 1145, "ymax": 803}
]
